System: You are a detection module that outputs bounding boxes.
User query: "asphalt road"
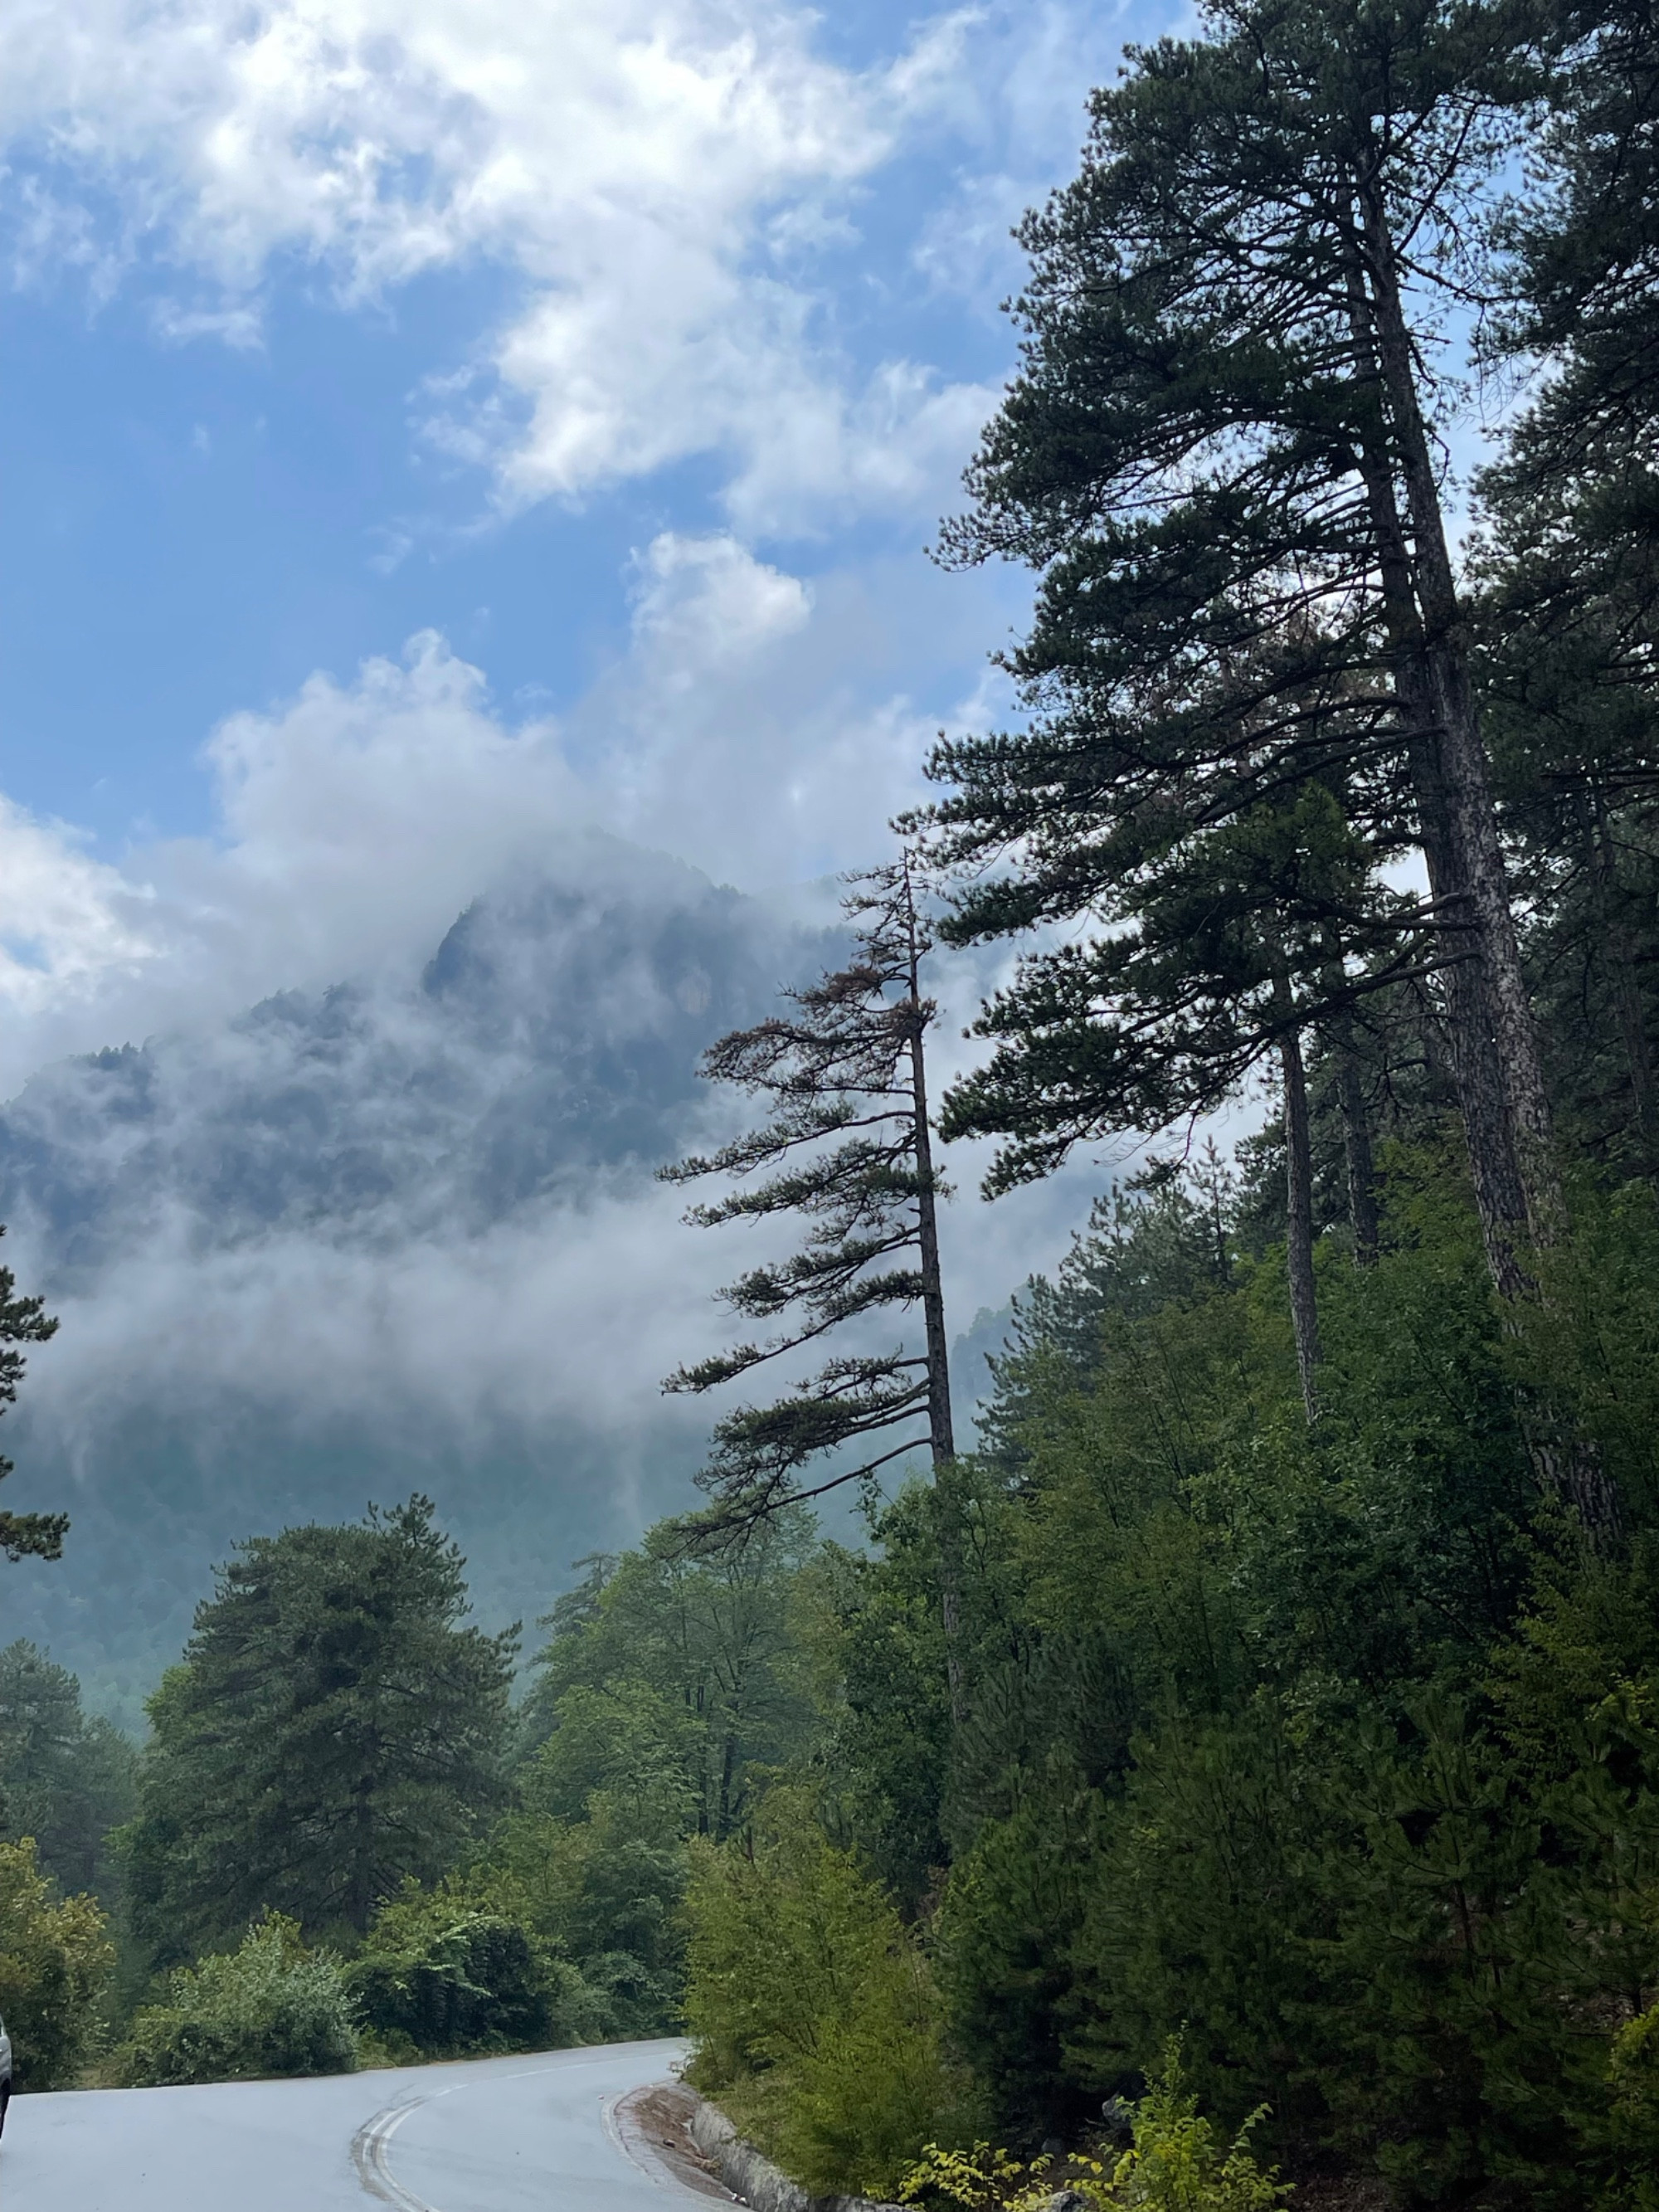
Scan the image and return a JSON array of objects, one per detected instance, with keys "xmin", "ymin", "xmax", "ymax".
[{"xmin": 1, "ymin": 2036, "xmax": 698, "ymax": 2212}]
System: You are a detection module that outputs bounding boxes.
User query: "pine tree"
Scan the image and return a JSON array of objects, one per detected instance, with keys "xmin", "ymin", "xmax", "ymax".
[
  {"xmin": 1498, "ymin": 0, "xmax": 1659, "ymax": 463},
  {"xmin": 931, "ymin": 705, "xmax": 1425, "ymax": 1413},
  {"xmin": 664, "ymin": 857, "xmax": 954, "ymax": 1535},
  {"xmin": 121, "ymin": 1497, "xmax": 514, "ymax": 1961},
  {"xmin": 922, "ymin": 0, "xmax": 1564, "ymax": 1313},
  {"xmin": 1472, "ymin": 8, "xmax": 1659, "ymax": 1175},
  {"xmin": 0, "ymin": 1230, "xmax": 61, "ymax": 1565},
  {"xmin": 0, "ymin": 1642, "xmax": 136, "ymax": 1899},
  {"xmin": 1472, "ymin": 437, "xmax": 1659, "ymax": 1177}
]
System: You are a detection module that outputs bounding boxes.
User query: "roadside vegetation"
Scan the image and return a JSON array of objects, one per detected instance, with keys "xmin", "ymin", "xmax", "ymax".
[
  {"xmin": 4, "ymin": 1147, "xmax": 1659, "ymax": 2198},
  {"xmin": 4, "ymin": 0, "xmax": 1659, "ymax": 2205}
]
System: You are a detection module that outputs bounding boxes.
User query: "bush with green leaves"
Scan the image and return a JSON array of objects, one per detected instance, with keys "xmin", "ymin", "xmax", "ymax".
[
  {"xmin": 0, "ymin": 1835, "xmax": 114, "ymax": 2088},
  {"xmin": 484, "ymin": 1791, "xmax": 687, "ymax": 2038},
  {"xmin": 351, "ymin": 1898, "xmax": 549, "ymax": 2057},
  {"xmin": 1095, "ymin": 2046, "xmax": 1288, "ymax": 2212},
  {"xmin": 348, "ymin": 1879, "xmax": 610, "ymax": 2057},
  {"xmin": 684, "ymin": 1791, "xmax": 964, "ymax": 2197},
  {"xmin": 895, "ymin": 2047, "xmax": 1287, "ymax": 2212},
  {"xmin": 114, "ymin": 1915, "xmax": 358, "ymax": 2086}
]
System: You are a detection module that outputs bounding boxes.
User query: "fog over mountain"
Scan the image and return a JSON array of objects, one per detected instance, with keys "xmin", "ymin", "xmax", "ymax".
[
  {"xmin": 0, "ymin": 839, "xmax": 853, "ymax": 1723},
  {"xmin": 0, "ymin": 828, "xmax": 1118, "ymax": 1730}
]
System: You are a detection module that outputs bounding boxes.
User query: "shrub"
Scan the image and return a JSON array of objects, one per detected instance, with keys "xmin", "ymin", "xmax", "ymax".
[
  {"xmin": 114, "ymin": 1914, "xmax": 358, "ymax": 2085},
  {"xmin": 349, "ymin": 1883, "xmax": 605, "ymax": 2056},
  {"xmin": 1099, "ymin": 2045, "xmax": 1288, "ymax": 2210},
  {"xmin": 898, "ymin": 2140, "xmax": 1034, "ymax": 2211},
  {"xmin": 897, "ymin": 2048, "xmax": 1287, "ymax": 2212},
  {"xmin": 484, "ymin": 1792, "xmax": 688, "ymax": 2036},
  {"xmin": 0, "ymin": 1836, "xmax": 114, "ymax": 2087},
  {"xmin": 1607, "ymin": 2005, "xmax": 1659, "ymax": 2210},
  {"xmin": 684, "ymin": 1793, "xmax": 961, "ymax": 2197}
]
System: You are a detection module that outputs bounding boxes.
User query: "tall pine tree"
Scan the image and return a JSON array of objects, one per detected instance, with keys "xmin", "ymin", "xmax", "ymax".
[
  {"xmin": 664, "ymin": 857, "xmax": 955, "ymax": 1534},
  {"xmin": 922, "ymin": 0, "xmax": 1564, "ymax": 1313}
]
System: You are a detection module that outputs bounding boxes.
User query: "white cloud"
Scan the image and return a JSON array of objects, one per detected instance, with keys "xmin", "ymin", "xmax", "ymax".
[
  {"xmin": 630, "ymin": 529, "xmax": 812, "ymax": 673},
  {"xmin": 27, "ymin": 1177, "xmax": 730, "ymax": 1449},
  {"xmin": 0, "ymin": 634, "xmax": 577, "ymax": 1090},
  {"xmin": 0, "ymin": 529, "xmax": 1010, "ymax": 1084},
  {"xmin": 722, "ymin": 357, "xmax": 1000, "ymax": 539},
  {"xmin": 0, "ymin": 0, "xmax": 1010, "ymax": 529},
  {"xmin": 582, "ymin": 531, "xmax": 971, "ymax": 884},
  {"xmin": 0, "ymin": 800, "xmax": 163, "ymax": 1013}
]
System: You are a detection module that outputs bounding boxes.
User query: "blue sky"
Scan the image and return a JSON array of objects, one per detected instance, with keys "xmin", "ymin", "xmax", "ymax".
[{"xmin": 0, "ymin": 0, "xmax": 1191, "ymax": 1094}]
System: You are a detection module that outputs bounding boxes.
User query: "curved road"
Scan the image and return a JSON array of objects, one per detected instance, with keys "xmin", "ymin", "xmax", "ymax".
[{"xmin": 1, "ymin": 2037, "xmax": 703, "ymax": 2212}]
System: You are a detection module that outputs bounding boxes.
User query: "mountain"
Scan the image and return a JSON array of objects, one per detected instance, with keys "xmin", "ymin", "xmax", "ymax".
[{"xmin": 0, "ymin": 839, "xmax": 843, "ymax": 1727}]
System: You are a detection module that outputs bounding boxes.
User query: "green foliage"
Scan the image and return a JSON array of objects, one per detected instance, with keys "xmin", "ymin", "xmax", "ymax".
[
  {"xmin": 518, "ymin": 1513, "xmax": 820, "ymax": 1843},
  {"xmin": 1501, "ymin": 1181, "xmax": 1659, "ymax": 1520},
  {"xmin": 811, "ymin": 1508, "xmax": 955, "ymax": 1913},
  {"xmin": 1099, "ymin": 2044, "xmax": 1287, "ymax": 2212},
  {"xmin": 121, "ymin": 1496, "xmax": 514, "ymax": 1963},
  {"xmin": 0, "ymin": 1230, "xmax": 63, "ymax": 1564},
  {"xmin": 894, "ymin": 2049, "xmax": 1288, "ymax": 2212},
  {"xmin": 684, "ymin": 1792, "xmax": 962, "ymax": 2197},
  {"xmin": 484, "ymin": 1795, "xmax": 686, "ymax": 2034},
  {"xmin": 0, "ymin": 1640, "xmax": 136, "ymax": 1901},
  {"xmin": 786, "ymin": 1157, "xmax": 1659, "ymax": 2201},
  {"xmin": 0, "ymin": 1834, "xmax": 114, "ymax": 2087},
  {"xmin": 936, "ymin": 1788, "xmax": 1100, "ymax": 2141},
  {"xmin": 1606, "ymin": 2005, "xmax": 1659, "ymax": 2205},
  {"xmin": 348, "ymin": 1880, "xmax": 594, "ymax": 2058},
  {"xmin": 114, "ymin": 1915, "xmax": 358, "ymax": 2087},
  {"xmin": 897, "ymin": 2140, "xmax": 1033, "ymax": 2212},
  {"xmin": 480, "ymin": 1508, "xmax": 829, "ymax": 2040}
]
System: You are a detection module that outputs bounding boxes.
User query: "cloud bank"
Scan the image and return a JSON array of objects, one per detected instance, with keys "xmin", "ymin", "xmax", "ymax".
[{"xmin": 0, "ymin": 521, "xmax": 1008, "ymax": 1094}]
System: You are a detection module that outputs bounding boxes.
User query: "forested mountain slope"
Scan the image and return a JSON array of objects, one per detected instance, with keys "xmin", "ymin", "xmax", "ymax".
[{"xmin": 0, "ymin": 839, "xmax": 846, "ymax": 1723}]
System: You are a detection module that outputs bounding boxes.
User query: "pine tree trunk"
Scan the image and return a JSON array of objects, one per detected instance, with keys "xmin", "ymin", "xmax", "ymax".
[
  {"xmin": 1587, "ymin": 786, "xmax": 1659, "ymax": 1170},
  {"xmin": 349, "ymin": 1772, "xmax": 377, "ymax": 1935},
  {"xmin": 1276, "ymin": 981, "xmax": 1322, "ymax": 1419},
  {"xmin": 905, "ymin": 890, "xmax": 966, "ymax": 1727},
  {"xmin": 1355, "ymin": 169, "xmax": 1565, "ymax": 1251},
  {"xmin": 717, "ymin": 1730, "xmax": 737, "ymax": 1841},
  {"xmin": 1347, "ymin": 185, "xmax": 1622, "ymax": 1538},
  {"xmin": 1340, "ymin": 248, "xmax": 1532, "ymax": 1297},
  {"xmin": 910, "ymin": 1035, "xmax": 956, "ymax": 1468},
  {"xmin": 1329, "ymin": 1005, "xmax": 1380, "ymax": 1262}
]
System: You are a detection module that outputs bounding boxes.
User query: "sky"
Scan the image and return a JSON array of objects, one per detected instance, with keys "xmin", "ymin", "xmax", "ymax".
[{"xmin": 0, "ymin": 0, "xmax": 1198, "ymax": 1094}]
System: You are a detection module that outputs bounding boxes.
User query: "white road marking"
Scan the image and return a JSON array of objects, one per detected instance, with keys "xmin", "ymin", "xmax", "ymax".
[
  {"xmin": 353, "ymin": 2098, "xmax": 438, "ymax": 2212},
  {"xmin": 353, "ymin": 2053, "xmax": 654, "ymax": 2210}
]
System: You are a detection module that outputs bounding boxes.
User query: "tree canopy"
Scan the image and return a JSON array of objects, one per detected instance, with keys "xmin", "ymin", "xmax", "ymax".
[
  {"xmin": 121, "ymin": 1496, "xmax": 515, "ymax": 1958},
  {"xmin": 919, "ymin": 0, "xmax": 1565, "ymax": 1310}
]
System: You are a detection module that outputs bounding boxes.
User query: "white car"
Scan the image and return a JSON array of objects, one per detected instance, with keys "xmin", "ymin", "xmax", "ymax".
[{"xmin": 0, "ymin": 2014, "xmax": 12, "ymax": 2136}]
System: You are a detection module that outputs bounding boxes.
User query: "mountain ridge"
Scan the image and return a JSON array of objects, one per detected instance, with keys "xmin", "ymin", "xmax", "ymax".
[{"xmin": 0, "ymin": 842, "xmax": 841, "ymax": 1723}]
